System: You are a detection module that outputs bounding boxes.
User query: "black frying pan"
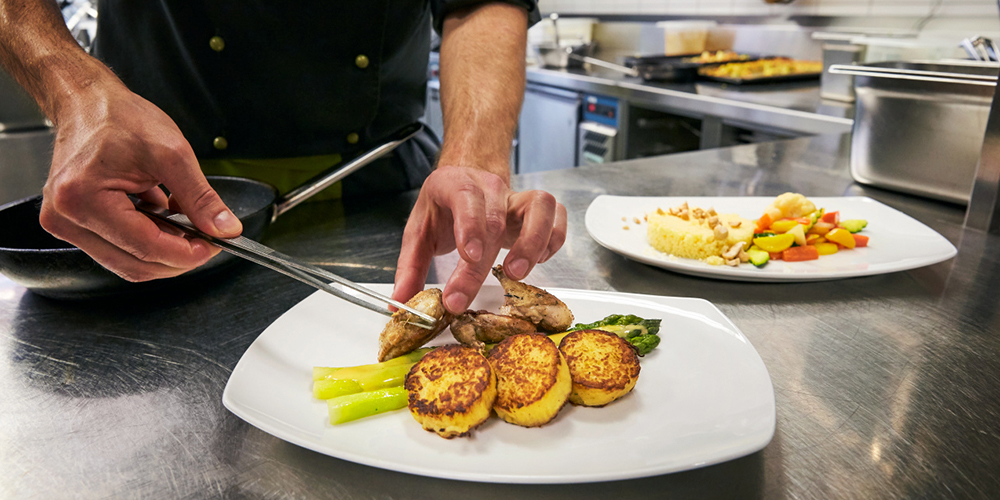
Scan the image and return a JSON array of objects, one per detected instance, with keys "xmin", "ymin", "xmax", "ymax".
[{"xmin": 0, "ymin": 123, "xmax": 422, "ymax": 300}]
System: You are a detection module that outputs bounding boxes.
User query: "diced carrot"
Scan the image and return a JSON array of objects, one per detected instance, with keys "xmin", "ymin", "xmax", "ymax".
[
  {"xmin": 782, "ymin": 245, "xmax": 820, "ymax": 262},
  {"xmin": 769, "ymin": 252, "xmax": 783, "ymax": 261},
  {"xmin": 821, "ymin": 211, "xmax": 839, "ymax": 224},
  {"xmin": 852, "ymin": 234, "xmax": 869, "ymax": 247},
  {"xmin": 755, "ymin": 213, "xmax": 773, "ymax": 233}
]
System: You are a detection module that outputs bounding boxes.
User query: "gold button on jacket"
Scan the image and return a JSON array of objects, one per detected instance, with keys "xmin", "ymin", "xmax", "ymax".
[
  {"xmin": 209, "ymin": 36, "xmax": 225, "ymax": 52},
  {"xmin": 346, "ymin": 133, "xmax": 359, "ymax": 144},
  {"xmin": 354, "ymin": 54, "xmax": 369, "ymax": 69},
  {"xmin": 213, "ymin": 136, "xmax": 228, "ymax": 150}
]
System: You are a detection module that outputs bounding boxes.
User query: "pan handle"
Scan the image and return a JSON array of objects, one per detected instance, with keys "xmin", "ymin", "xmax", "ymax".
[{"xmin": 272, "ymin": 122, "xmax": 424, "ymax": 221}]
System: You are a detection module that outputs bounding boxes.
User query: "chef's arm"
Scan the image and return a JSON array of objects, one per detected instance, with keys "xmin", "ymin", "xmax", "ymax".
[
  {"xmin": 0, "ymin": 0, "xmax": 241, "ymax": 282},
  {"xmin": 0, "ymin": 0, "xmax": 107, "ymax": 120},
  {"xmin": 393, "ymin": 2, "xmax": 567, "ymax": 313},
  {"xmin": 436, "ymin": 2, "xmax": 526, "ymax": 179}
]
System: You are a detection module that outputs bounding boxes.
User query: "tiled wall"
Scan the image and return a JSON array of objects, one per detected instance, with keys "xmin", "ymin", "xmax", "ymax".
[{"xmin": 539, "ymin": 0, "xmax": 999, "ymax": 17}]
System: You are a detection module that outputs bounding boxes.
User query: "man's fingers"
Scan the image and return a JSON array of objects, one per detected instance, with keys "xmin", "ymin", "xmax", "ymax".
[
  {"xmin": 38, "ymin": 209, "xmax": 203, "ymax": 282},
  {"xmin": 502, "ymin": 190, "xmax": 557, "ymax": 280},
  {"xmin": 392, "ymin": 214, "xmax": 438, "ymax": 307},
  {"xmin": 541, "ymin": 202, "xmax": 568, "ymax": 263},
  {"xmin": 157, "ymin": 147, "xmax": 242, "ymax": 239},
  {"xmin": 443, "ymin": 180, "xmax": 488, "ymax": 264},
  {"xmin": 442, "ymin": 244, "xmax": 500, "ymax": 314},
  {"xmin": 135, "ymin": 186, "xmax": 169, "ymax": 208}
]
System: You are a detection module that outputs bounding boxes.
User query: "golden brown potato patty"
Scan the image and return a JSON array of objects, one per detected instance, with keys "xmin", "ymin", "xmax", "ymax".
[
  {"xmin": 405, "ymin": 345, "xmax": 496, "ymax": 438},
  {"xmin": 558, "ymin": 329, "xmax": 641, "ymax": 407}
]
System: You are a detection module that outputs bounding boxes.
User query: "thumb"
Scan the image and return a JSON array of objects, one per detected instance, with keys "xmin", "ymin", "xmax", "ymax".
[{"xmin": 160, "ymin": 156, "xmax": 242, "ymax": 238}]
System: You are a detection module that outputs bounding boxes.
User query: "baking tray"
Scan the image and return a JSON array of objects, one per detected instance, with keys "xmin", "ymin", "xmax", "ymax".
[
  {"xmin": 623, "ymin": 53, "xmax": 758, "ymax": 83},
  {"xmin": 697, "ymin": 72, "xmax": 822, "ymax": 85},
  {"xmin": 697, "ymin": 58, "xmax": 822, "ymax": 85}
]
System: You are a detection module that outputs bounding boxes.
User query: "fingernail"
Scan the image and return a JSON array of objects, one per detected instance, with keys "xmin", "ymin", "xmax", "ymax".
[
  {"xmin": 508, "ymin": 258, "xmax": 528, "ymax": 279},
  {"xmin": 466, "ymin": 239, "xmax": 483, "ymax": 262},
  {"xmin": 214, "ymin": 210, "xmax": 241, "ymax": 234},
  {"xmin": 445, "ymin": 292, "xmax": 468, "ymax": 313}
]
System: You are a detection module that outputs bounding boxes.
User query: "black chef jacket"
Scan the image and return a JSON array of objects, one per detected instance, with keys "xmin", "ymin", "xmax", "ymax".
[{"xmin": 90, "ymin": 0, "xmax": 539, "ymax": 194}]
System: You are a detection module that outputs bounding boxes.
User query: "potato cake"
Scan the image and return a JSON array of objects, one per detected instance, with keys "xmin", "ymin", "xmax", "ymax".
[
  {"xmin": 558, "ymin": 329, "xmax": 641, "ymax": 407},
  {"xmin": 486, "ymin": 333, "xmax": 571, "ymax": 427},
  {"xmin": 404, "ymin": 345, "xmax": 496, "ymax": 439}
]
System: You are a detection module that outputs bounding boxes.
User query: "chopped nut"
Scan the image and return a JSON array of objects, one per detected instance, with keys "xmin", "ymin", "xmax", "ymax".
[
  {"xmin": 623, "ymin": 225, "xmax": 630, "ymax": 230},
  {"xmin": 738, "ymin": 247, "xmax": 751, "ymax": 262},
  {"xmin": 681, "ymin": 201, "xmax": 689, "ymax": 211},
  {"xmin": 722, "ymin": 241, "xmax": 746, "ymax": 260},
  {"xmin": 714, "ymin": 224, "xmax": 729, "ymax": 241},
  {"xmin": 693, "ymin": 208, "xmax": 705, "ymax": 219},
  {"xmin": 633, "ymin": 217, "xmax": 641, "ymax": 224},
  {"xmin": 622, "ymin": 216, "xmax": 627, "ymax": 222},
  {"xmin": 657, "ymin": 207, "xmax": 665, "ymax": 215},
  {"xmin": 643, "ymin": 215, "xmax": 648, "ymax": 222},
  {"xmin": 707, "ymin": 207, "xmax": 717, "ymax": 216},
  {"xmin": 726, "ymin": 258, "xmax": 740, "ymax": 267},
  {"xmin": 708, "ymin": 215, "xmax": 719, "ymax": 228},
  {"xmin": 678, "ymin": 210, "xmax": 690, "ymax": 221},
  {"xmin": 668, "ymin": 207, "xmax": 679, "ymax": 216},
  {"xmin": 730, "ymin": 220, "xmax": 742, "ymax": 228}
]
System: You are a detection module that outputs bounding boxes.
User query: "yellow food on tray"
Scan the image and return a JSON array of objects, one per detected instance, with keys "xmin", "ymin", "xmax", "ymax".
[
  {"xmin": 700, "ymin": 58, "xmax": 823, "ymax": 80},
  {"xmin": 647, "ymin": 202, "xmax": 755, "ymax": 264},
  {"xmin": 683, "ymin": 50, "xmax": 750, "ymax": 64}
]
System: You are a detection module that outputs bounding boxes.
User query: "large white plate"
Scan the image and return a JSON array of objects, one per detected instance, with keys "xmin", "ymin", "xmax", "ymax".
[
  {"xmin": 223, "ymin": 284, "xmax": 775, "ymax": 484},
  {"xmin": 587, "ymin": 196, "xmax": 957, "ymax": 282}
]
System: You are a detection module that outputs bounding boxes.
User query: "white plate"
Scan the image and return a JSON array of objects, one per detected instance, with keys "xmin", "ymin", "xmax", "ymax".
[
  {"xmin": 586, "ymin": 196, "xmax": 957, "ymax": 282},
  {"xmin": 223, "ymin": 284, "xmax": 775, "ymax": 484}
]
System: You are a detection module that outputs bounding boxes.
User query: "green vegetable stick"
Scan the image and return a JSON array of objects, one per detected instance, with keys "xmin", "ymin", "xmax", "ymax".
[
  {"xmin": 313, "ymin": 378, "xmax": 363, "ymax": 400},
  {"xmin": 353, "ymin": 362, "xmax": 415, "ymax": 391},
  {"xmin": 327, "ymin": 387, "xmax": 408, "ymax": 425},
  {"xmin": 313, "ymin": 347, "xmax": 432, "ymax": 381}
]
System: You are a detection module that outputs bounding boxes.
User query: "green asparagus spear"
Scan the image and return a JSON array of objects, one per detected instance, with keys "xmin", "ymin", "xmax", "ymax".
[{"xmin": 327, "ymin": 386, "xmax": 408, "ymax": 425}]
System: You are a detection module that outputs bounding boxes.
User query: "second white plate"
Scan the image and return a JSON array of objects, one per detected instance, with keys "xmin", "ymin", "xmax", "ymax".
[
  {"xmin": 586, "ymin": 195, "xmax": 957, "ymax": 282},
  {"xmin": 223, "ymin": 284, "xmax": 775, "ymax": 483}
]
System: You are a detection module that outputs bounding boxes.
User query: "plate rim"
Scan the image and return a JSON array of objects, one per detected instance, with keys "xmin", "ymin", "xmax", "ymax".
[
  {"xmin": 585, "ymin": 195, "xmax": 957, "ymax": 282},
  {"xmin": 222, "ymin": 286, "xmax": 776, "ymax": 484}
]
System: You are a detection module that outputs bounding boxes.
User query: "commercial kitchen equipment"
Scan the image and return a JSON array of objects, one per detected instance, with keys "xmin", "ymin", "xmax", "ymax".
[
  {"xmin": 578, "ymin": 94, "xmax": 620, "ymax": 166},
  {"xmin": 517, "ymin": 84, "xmax": 582, "ymax": 173},
  {"xmin": 831, "ymin": 61, "xmax": 999, "ymax": 204}
]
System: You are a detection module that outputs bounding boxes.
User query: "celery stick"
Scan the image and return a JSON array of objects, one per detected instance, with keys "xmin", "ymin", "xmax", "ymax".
[
  {"xmin": 312, "ymin": 366, "xmax": 343, "ymax": 381},
  {"xmin": 354, "ymin": 362, "xmax": 415, "ymax": 391},
  {"xmin": 313, "ymin": 378, "xmax": 363, "ymax": 400},
  {"xmin": 313, "ymin": 347, "xmax": 433, "ymax": 381},
  {"xmin": 327, "ymin": 387, "xmax": 408, "ymax": 425}
]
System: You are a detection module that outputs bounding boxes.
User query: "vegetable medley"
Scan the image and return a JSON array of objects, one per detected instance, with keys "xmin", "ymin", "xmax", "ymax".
[{"xmin": 747, "ymin": 193, "xmax": 869, "ymax": 268}]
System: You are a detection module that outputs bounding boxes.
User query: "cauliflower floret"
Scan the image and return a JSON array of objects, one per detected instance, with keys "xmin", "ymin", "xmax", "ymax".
[{"xmin": 767, "ymin": 193, "xmax": 816, "ymax": 219}]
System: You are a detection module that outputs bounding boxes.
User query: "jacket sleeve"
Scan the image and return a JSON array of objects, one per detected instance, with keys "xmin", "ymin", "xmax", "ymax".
[{"xmin": 430, "ymin": 0, "xmax": 541, "ymax": 34}]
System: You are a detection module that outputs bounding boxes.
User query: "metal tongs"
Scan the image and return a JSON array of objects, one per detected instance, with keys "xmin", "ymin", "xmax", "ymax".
[
  {"xmin": 961, "ymin": 36, "xmax": 1000, "ymax": 62},
  {"xmin": 133, "ymin": 201, "xmax": 437, "ymax": 330}
]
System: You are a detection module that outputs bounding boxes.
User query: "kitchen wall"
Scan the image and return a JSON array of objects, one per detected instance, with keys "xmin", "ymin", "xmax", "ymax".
[{"xmin": 538, "ymin": 0, "xmax": 998, "ymax": 17}]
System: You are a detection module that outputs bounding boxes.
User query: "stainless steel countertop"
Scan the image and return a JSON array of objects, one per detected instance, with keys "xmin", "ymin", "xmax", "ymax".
[
  {"xmin": 3, "ymin": 133, "xmax": 998, "ymax": 499},
  {"xmin": 527, "ymin": 65, "xmax": 855, "ymax": 136}
]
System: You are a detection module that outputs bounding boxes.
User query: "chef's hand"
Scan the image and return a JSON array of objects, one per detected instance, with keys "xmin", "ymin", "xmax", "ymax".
[
  {"xmin": 392, "ymin": 166, "xmax": 567, "ymax": 314},
  {"xmin": 39, "ymin": 77, "xmax": 243, "ymax": 282}
]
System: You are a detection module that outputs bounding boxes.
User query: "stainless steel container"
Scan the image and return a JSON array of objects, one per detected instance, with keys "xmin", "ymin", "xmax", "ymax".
[
  {"xmin": 814, "ymin": 32, "xmax": 866, "ymax": 102},
  {"xmin": 830, "ymin": 61, "xmax": 999, "ymax": 204}
]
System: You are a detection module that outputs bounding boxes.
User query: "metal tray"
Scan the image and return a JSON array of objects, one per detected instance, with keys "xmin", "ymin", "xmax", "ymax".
[
  {"xmin": 624, "ymin": 53, "xmax": 758, "ymax": 83},
  {"xmin": 698, "ymin": 71, "xmax": 822, "ymax": 85}
]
